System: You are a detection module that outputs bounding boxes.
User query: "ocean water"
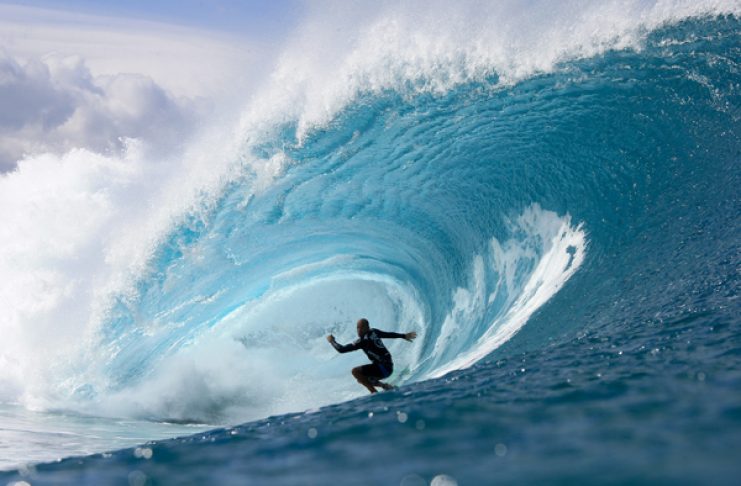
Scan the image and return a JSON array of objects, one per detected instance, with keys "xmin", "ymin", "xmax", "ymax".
[{"xmin": 1, "ymin": 3, "xmax": 740, "ymax": 485}]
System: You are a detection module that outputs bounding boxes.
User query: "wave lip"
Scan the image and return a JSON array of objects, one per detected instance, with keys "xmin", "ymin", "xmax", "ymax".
[{"xmin": 257, "ymin": 0, "xmax": 741, "ymax": 142}]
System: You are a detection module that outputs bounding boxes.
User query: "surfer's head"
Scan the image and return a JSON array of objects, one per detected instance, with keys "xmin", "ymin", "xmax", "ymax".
[{"xmin": 357, "ymin": 318, "xmax": 370, "ymax": 337}]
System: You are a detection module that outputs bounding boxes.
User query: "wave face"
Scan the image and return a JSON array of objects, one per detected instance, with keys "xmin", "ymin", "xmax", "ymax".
[
  {"xmin": 69, "ymin": 12, "xmax": 737, "ymax": 423},
  {"xmin": 72, "ymin": 78, "xmax": 590, "ymax": 422},
  {"xmin": 0, "ymin": 3, "xmax": 740, "ymax": 478}
]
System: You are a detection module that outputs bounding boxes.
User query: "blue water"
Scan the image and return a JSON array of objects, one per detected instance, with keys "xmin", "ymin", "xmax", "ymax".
[{"xmin": 2, "ymin": 14, "xmax": 740, "ymax": 485}]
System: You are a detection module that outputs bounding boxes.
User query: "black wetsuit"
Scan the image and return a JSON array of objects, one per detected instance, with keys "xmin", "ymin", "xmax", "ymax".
[{"xmin": 330, "ymin": 328, "xmax": 406, "ymax": 380}]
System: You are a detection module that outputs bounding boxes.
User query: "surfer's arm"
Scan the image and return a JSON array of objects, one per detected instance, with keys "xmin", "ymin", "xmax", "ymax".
[
  {"xmin": 376, "ymin": 330, "xmax": 417, "ymax": 342},
  {"xmin": 327, "ymin": 335, "xmax": 361, "ymax": 353}
]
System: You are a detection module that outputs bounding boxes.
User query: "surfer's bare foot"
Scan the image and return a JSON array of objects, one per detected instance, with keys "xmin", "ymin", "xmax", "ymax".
[{"xmin": 378, "ymin": 382, "xmax": 396, "ymax": 391}]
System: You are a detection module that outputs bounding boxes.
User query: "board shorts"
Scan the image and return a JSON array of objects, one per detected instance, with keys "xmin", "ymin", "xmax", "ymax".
[{"xmin": 360, "ymin": 362, "xmax": 393, "ymax": 381}]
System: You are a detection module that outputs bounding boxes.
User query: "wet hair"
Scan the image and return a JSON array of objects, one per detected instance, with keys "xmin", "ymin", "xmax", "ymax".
[{"xmin": 358, "ymin": 318, "xmax": 369, "ymax": 328}]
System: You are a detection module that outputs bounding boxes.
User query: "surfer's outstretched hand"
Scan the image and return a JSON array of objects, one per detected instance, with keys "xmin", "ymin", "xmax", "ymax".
[
  {"xmin": 326, "ymin": 335, "xmax": 336, "ymax": 343},
  {"xmin": 404, "ymin": 331, "xmax": 417, "ymax": 342}
]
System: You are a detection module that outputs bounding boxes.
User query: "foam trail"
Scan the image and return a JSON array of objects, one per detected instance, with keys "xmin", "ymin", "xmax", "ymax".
[{"xmin": 428, "ymin": 210, "xmax": 586, "ymax": 378}]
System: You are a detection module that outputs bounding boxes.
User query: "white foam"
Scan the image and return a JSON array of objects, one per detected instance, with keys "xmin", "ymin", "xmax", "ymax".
[
  {"xmin": 93, "ymin": 273, "xmax": 425, "ymax": 423},
  {"xmin": 242, "ymin": 0, "xmax": 740, "ymax": 142},
  {"xmin": 0, "ymin": 115, "xmax": 249, "ymax": 408},
  {"xmin": 427, "ymin": 206, "xmax": 586, "ymax": 378}
]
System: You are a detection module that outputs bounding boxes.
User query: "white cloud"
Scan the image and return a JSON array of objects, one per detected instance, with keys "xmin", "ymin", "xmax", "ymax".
[
  {"xmin": 0, "ymin": 4, "xmax": 257, "ymax": 171},
  {"xmin": 0, "ymin": 53, "xmax": 200, "ymax": 171}
]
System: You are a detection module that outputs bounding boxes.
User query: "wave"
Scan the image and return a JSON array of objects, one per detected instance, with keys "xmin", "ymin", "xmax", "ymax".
[{"xmin": 0, "ymin": 1, "xmax": 738, "ymax": 425}]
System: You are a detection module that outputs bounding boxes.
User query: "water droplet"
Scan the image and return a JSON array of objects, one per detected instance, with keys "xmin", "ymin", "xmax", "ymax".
[
  {"xmin": 397, "ymin": 411, "xmax": 408, "ymax": 423},
  {"xmin": 17, "ymin": 464, "xmax": 36, "ymax": 477},
  {"xmin": 415, "ymin": 419, "xmax": 426, "ymax": 430},
  {"xmin": 128, "ymin": 470, "xmax": 147, "ymax": 486},
  {"xmin": 307, "ymin": 427, "xmax": 318, "ymax": 439},
  {"xmin": 430, "ymin": 474, "xmax": 458, "ymax": 486},
  {"xmin": 368, "ymin": 412, "xmax": 374, "ymax": 418},
  {"xmin": 399, "ymin": 473, "xmax": 426, "ymax": 486},
  {"xmin": 134, "ymin": 447, "xmax": 153, "ymax": 460},
  {"xmin": 495, "ymin": 443, "xmax": 508, "ymax": 457}
]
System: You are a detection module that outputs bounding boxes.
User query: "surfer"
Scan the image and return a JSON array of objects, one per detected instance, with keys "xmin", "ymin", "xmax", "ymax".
[{"xmin": 327, "ymin": 318, "xmax": 417, "ymax": 394}]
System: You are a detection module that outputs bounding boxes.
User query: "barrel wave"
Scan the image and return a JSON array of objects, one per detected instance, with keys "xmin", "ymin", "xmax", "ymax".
[
  {"xmin": 78, "ymin": 70, "xmax": 591, "ymax": 422},
  {"xmin": 88, "ymin": 13, "xmax": 737, "ymax": 427},
  {"xmin": 1, "ymin": 4, "xmax": 740, "ymax": 484}
]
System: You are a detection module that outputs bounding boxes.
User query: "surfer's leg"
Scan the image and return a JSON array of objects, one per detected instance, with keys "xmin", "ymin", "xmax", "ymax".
[
  {"xmin": 371, "ymin": 363, "xmax": 394, "ymax": 391},
  {"xmin": 352, "ymin": 366, "xmax": 378, "ymax": 394},
  {"xmin": 367, "ymin": 377, "xmax": 394, "ymax": 390}
]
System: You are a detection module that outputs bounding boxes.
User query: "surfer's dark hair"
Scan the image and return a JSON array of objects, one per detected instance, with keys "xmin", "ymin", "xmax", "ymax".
[{"xmin": 358, "ymin": 318, "xmax": 370, "ymax": 327}]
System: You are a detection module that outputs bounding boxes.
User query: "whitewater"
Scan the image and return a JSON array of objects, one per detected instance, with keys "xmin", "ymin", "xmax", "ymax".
[{"xmin": 1, "ymin": 1, "xmax": 740, "ymax": 483}]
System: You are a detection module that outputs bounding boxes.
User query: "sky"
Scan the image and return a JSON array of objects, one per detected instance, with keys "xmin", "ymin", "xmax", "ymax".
[
  {"xmin": 0, "ymin": 1, "xmax": 308, "ymax": 171},
  {"xmin": 7, "ymin": 0, "xmax": 305, "ymax": 35}
]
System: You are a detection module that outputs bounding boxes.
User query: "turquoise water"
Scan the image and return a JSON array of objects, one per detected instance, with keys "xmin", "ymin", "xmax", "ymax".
[
  {"xmin": 1, "ymin": 12, "xmax": 740, "ymax": 485},
  {"xmin": 0, "ymin": 405, "xmax": 208, "ymax": 471}
]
